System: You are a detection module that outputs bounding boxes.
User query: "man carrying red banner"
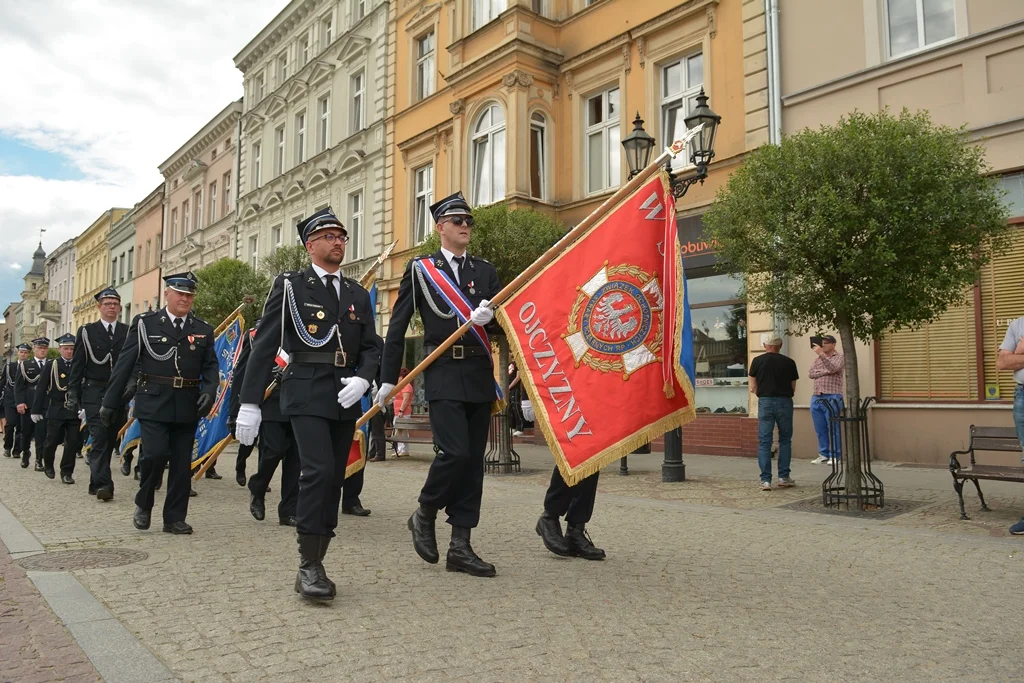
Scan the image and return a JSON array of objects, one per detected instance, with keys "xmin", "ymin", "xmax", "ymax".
[
  {"xmin": 377, "ymin": 191, "xmax": 501, "ymax": 578},
  {"xmin": 496, "ymin": 173, "xmax": 697, "ymax": 562}
]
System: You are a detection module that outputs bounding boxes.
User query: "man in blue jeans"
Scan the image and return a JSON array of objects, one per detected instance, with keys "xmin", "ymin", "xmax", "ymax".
[
  {"xmin": 748, "ymin": 333, "xmax": 799, "ymax": 491},
  {"xmin": 808, "ymin": 335, "xmax": 845, "ymax": 464},
  {"xmin": 996, "ymin": 314, "xmax": 1024, "ymax": 534}
]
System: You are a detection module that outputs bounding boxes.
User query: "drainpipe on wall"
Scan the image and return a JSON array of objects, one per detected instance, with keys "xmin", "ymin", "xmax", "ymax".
[
  {"xmin": 233, "ymin": 113, "xmax": 242, "ymax": 261},
  {"xmin": 764, "ymin": 0, "xmax": 787, "ymax": 354}
]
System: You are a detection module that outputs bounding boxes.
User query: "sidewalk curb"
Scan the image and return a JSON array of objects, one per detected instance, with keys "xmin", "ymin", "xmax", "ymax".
[{"xmin": 0, "ymin": 500, "xmax": 177, "ymax": 683}]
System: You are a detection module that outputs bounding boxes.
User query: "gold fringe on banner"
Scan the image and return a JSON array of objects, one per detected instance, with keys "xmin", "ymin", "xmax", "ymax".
[{"xmin": 346, "ymin": 431, "xmax": 367, "ymax": 478}]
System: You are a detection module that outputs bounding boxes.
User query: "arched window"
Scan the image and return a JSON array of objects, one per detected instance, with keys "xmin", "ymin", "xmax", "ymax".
[
  {"xmin": 529, "ymin": 111, "xmax": 548, "ymax": 200},
  {"xmin": 471, "ymin": 104, "xmax": 506, "ymax": 206}
]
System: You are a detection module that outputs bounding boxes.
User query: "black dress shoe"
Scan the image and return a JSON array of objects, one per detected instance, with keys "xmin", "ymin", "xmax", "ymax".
[
  {"xmin": 34, "ymin": 461, "xmax": 45, "ymax": 472},
  {"xmin": 3, "ymin": 448, "xmax": 11, "ymax": 457},
  {"xmin": 235, "ymin": 471, "xmax": 246, "ymax": 487},
  {"xmin": 76, "ymin": 452, "xmax": 83, "ymax": 458},
  {"xmin": 279, "ymin": 516, "xmax": 297, "ymax": 527},
  {"xmin": 96, "ymin": 487, "xmax": 113, "ymax": 501},
  {"xmin": 342, "ymin": 504, "xmax": 371, "ymax": 517},
  {"xmin": 163, "ymin": 521, "xmax": 193, "ymax": 535},
  {"xmin": 20, "ymin": 459, "xmax": 29, "ymax": 468},
  {"xmin": 250, "ymin": 494, "xmax": 266, "ymax": 521},
  {"xmin": 190, "ymin": 487, "xmax": 198, "ymax": 497},
  {"xmin": 565, "ymin": 523, "xmax": 606, "ymax": 561},
  {"xmin": 295, "ymin": 535, "xmax": 333, "ymax": 601},
  {"xmin": 133, "ymin": 506, "xmax": 151, "ymax": 530},
  {"xmin": 446, "ymin": 527, "xmax": 496, "ymax": 577},
  {"xmin": 407, "ymin": 507, "xmax": 439, "ymax": 564},
  {"xmin": 44, "ymin": 468, "xmax": 56, "ymax": 479},
  {"xmin": 88, "ymin": 487, "xmax": 97, "ymax": 496},
  {"xmin": 536, "ymin": 513, "xmax": 572, "ymax": 557},
  {"xmin": 205, "ymin": 467, "xmax": 222, "ymax": 480},
  {"xmin": 120, "ymin": 456, "xmax": 132, "ymax": 476},
  {"xmin": 61, "ymin": 474, "xmax": 74, "ymax": 485}
]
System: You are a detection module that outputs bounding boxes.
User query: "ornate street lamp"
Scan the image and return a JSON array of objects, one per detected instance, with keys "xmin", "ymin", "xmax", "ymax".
[{"xmin": 621, "ymin": 90, "xmax": 721, "ymax": 482}]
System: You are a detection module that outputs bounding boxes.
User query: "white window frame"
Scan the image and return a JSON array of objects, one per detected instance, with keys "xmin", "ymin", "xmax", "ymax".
[
  {"xmin": 193, "ymin": 189, "xmax": 203, "ymax": 232},
  {"xmin": 529, "ymin": 111, "xmax": 548, "ymax": 200},
  {"xmin": 413, "ymin": 163, "xmax": 433, "ymax": 244},
  {"xmin": 255, "ymin": 72, "xmax": 265, "ymax": 101},
  {"xmin": 295, "ymin": 111, "xmax": 306, "ymax": 165},
  {"xmin": 318, "ymin": 95, "xmax": 331, "ymax": 153},
  {"xmin": 277, "ymin": 51, "xmax": 288, "ymax": 85},
  {"xmin": 416, "ymin": 31, "xmax": 436, "ymax": 101},
  {"xmin": 348, "ymin": 190, "xmax": 363, "ymax": 261},
  {"xmin": 300, "ymin": 34, "xmax": 310, "ymax": 66},
  {"xmin": 472, "ymin": 0, "xmax": 504, "ymax": 30},
  {"xmin": 322, "ymin": 14, "xmax": 333, "ymax": 49},
  {"xmin": 248, "ymin": 235, "xmax": 259, "ymax": 269},
  {"xmin": 884, "ymin": 0, "xmax": 957, "ymax": 59},
  {"xmin": 354, "ymin": 0, "xmax": 366, "ymax": 23},
  {"xmin": 182, "ymin": 198, "xmax": 191, "ymax": 235},
  {"xmin": 208, "ymin": 181, "xmax": 217, "ymax": 224},
  {"xmin": 660, "ymin": 52, "xmax": 703, "ymax": 171},
  {"xmin": 170, "ymin": 208, "xmax": 178, "ymax": 244},
  {"xmin": 275, "ymin": 125, "xmax": 286, "ymax": 175},
  {"xmin": 252, "ymin": 142, "xmax": 262, "ymax": 188},
  {"xmin": 272, "ymin": 225, "xmax": 283, "ymax": 249},
  {"xmin": 351, "ymin": 71, "xmax": 365, "ymax": 134},
  {"xmin": 223, "ymin": 172, "xmax": 231, "ymax": 214},
  {"xmin": 584, "ymin": 86, "xmax": 620, "ymax": 195},
  {"xmin": 470, "ymin": 104, "xmax": 506, "ymax": 206}
]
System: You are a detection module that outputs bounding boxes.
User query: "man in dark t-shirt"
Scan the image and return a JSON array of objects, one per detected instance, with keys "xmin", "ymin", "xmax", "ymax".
[{"xmin": 748, "ymin": 334, "xmax": 799, "ymax": 490}]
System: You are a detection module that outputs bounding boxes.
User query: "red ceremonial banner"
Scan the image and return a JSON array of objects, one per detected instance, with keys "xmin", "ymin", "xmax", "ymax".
[
  {"xmin": 496, "ymin": 174, "xmax": 695, "ymax": 485},
  {"xmin": 346, "ymin": 432, "xmax": 366, "ymax": 478}
]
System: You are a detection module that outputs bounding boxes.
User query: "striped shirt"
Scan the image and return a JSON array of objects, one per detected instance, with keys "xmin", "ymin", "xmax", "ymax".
[{"xmin": 808, "ymin": 351, "xmax": 845, "ymax": 396}]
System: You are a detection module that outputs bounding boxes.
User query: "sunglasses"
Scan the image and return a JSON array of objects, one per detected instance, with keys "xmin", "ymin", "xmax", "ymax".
[{"xmin": 445, "ymin": 216, "xmax": 475, "ymax": 228}]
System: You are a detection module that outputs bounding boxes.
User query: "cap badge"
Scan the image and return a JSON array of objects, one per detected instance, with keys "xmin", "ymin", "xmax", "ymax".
[
  {"xmin": 316, "ymin": 310, "xmax": 325, "ymax": 320},
  {"xmin": 308, "ymin": 323, "xmax": 318, "ymax": 334}
]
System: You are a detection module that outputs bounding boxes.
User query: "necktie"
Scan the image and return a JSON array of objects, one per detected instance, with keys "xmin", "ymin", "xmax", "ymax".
[
  {"xmin": 174, "ymin": 318, "xmax": 183, "ymax": 336},
  {"xmin": 452, "ymin": 256, "xmax": 465, "ymax": 285},
  {"xmin": 324, "ymin": 274, "xmax": 340, "ymax": 308},
  {"xmin": 107, "ymin": 324, "xmax": 113, "ymax": 339}
]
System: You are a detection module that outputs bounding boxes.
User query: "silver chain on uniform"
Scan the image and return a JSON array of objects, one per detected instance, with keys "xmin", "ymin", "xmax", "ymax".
[
  {"xmin": 137, "ymin": 318, "xmax": 183, "ymax": 376},
  {"xmin": 19, "ymin": 360, "xmax": 39, "ymax": 385},
  {"xmin": 80, "ymin": 326, "xmax": 112, "ymax": 367},
  {"xmin": 284, "ymin": 278, "xmax": 343, "ymax": 348},
  {"xmin": 413, "ymin": 262, "xmax": 455, "ymax": 320}
]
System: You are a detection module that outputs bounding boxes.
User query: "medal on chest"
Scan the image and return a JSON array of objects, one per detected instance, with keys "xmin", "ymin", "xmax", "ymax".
[
  {"xmin": 348, "ymin": 304, "xmax": 356, "ymax": 321},
  {"xmin": 468, "ymin": 280, "xmax": 475, "ymax": 295}
]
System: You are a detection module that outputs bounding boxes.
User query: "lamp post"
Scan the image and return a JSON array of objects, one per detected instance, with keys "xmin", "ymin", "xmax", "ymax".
[{"xmin": 621, "ymin": 89, "xmax": 721, "ymax": 483}]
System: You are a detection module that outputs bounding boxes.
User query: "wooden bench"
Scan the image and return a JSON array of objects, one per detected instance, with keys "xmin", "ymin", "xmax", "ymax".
[
  {"xmin": 387, "ymin": 414, "xmax": 440, "ymax": 456},
  {"xmin": 949, "ymin": 426, "xmax": 1024, "ymax": 520}
]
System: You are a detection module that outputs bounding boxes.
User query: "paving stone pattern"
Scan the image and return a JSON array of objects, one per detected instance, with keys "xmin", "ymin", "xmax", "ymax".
[{"xmin": 1, "ymin": 446, "xmax": 1023, "ymax": 682}]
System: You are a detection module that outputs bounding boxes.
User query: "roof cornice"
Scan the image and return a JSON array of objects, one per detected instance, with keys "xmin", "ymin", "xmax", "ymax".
[
  {"xmin": 234, "ymin": 0, "xmax": 322, "ymax": 73},
  {"xmin": 158, "ymin": 101, "xmax": 242, "ymax": 177}
]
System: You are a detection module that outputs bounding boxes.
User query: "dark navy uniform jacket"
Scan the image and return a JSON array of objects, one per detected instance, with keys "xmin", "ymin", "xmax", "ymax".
[
  {"xmin": 68, "ymin": 320, "xmax": 129, "ymax": 408},
  {"xmin": 14, "ymin": 358, "xmax": 44, "ymax": 409},
  {"xmin": 32, "ymin": 357, "xmax": 78, "ymax": 420}
]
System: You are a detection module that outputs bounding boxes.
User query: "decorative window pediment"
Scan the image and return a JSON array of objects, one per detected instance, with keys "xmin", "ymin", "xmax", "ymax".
[
  {"xmin": 265, "ymin": 94, "xmax": 288, "ymax": 119},
  {"xmin": 285, "ymin": 80, "xmax": 309, "ymax": 104},
  {"xmin": 285, "ymin": 182, "xmax": 305, "ymax": 200},
  {"xmin": 335, "ymin": 35, "xmax": 370, "ymax": 67},
  {"xmin": 264, "ymin": 191, "xmax": 284, "ymax": 208},
  {"xmin": 338, "ymin": 150, "xmax": 365, "ymax": 174},
  {"xmin": 309, "ymin": 60, "xmax": 335, "ymax": 87},
  {"xmin": 242, "ymin": 112, "xmax": 265, "ymax": 135},
  {"xmin": 182, "ymin": 158, "xmax": 207, "ymax": 182},
  {"xmin": 240, "ymin": 203, "xmax": 261, "ymax": 220},
  {"xmin": 306, "ymin": 168, "xmax": 330, "ymax": 188}
]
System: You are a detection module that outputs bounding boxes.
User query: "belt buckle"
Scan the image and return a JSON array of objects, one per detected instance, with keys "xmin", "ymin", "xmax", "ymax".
[
  {"xmin": 334, "ymin": 349, "xmax": 347, "ymax": 367},
  {"xmin": 452, "ymin": 345, "xmax": 465, "ymax": 360},
  {"xmin": 172, "ymin": 376, "xmax": 184, "ymax": 389}
]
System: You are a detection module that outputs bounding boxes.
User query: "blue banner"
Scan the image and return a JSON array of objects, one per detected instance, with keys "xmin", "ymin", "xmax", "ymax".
[
  {"xmin": 358, "ymin": 282, "xmax": 378, "ymax": 440},
  {"xmin": 192, "ymin": 316, "xmax": 244, "ymax": 467},
  {"xmin": 119, "ymin": 401, "xmax": 141, "ymax": 454}
]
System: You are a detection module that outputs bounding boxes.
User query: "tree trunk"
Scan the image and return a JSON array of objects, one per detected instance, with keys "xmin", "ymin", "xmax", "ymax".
[
  {"xmin": 836, "ymin": 314, "xmax": 862, "ymax": 502},
  {"xmin": 497, "ymin": 335, "xmax": 512, "ymax": 466}
]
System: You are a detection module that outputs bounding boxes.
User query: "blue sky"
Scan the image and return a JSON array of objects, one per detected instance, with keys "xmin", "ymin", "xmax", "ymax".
[{"xmin": 0, "ymin": 0, "xmax": 284, "ymax": 321}]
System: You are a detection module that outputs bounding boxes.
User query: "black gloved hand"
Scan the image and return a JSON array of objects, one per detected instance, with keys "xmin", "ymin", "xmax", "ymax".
[
  {"xmin": 197, "ymin": 393, "xmax": 214, "ymax": 418},
  {"xmin": 65, "ymin": 393, "xmax": 79, "ymax": 412},
  {"xmin": 99, "ymin": 406, "xmax": 114, "ymax": 427},
  {"xmin": 121, "ymin": 382, "xmax": 137, "ymax": 404}
]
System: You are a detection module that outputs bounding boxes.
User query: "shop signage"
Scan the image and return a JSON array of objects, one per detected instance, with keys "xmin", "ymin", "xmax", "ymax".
[{"xmin": 676, "ymin": 214, "xmax": 718, "ymax": 269}]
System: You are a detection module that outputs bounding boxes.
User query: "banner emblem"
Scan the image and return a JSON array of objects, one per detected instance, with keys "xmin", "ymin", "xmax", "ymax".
[{"xmin": 564, "ymin": 264, "xmax": 665, "ymax": 379}]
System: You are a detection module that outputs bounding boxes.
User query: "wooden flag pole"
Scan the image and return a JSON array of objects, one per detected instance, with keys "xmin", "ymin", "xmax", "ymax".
[
  {"xmin": 353, "ymin": 137, "xmax": 694, "ymax": 430},
  {"xmin": 359, "ymin": 240, "xmax": 399, "ymax": 289},
  {"xmin": 213, "ymin": 300, "xmax": 250, "ymax": 337}
]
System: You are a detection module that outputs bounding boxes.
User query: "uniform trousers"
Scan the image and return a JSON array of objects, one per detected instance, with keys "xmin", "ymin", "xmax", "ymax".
[
  {"xmin": 3, "ymin": 405, "xmax": 20, "ymax": 453},
  {"xmin": 42, "ymin": 418, "xmax": 82, "ymax": 476},
  {"xmin": 249, "ymin": 421, "xmax": 299, "ymax": 519},
  {"xmin": 342, "ymin": 466, "xmax": 365, "ymax": 508},
  {"xmin": 420, "ymin": 400, "xmax": 491, "ymax": 528},
  {"xmin": 544, "ymin": 468, "xmax": 599, "ymax": 525},
  {"xmin": 86, "ymin": 404, "xmax": 125, "ymax": 494},
  {"xmin": 368, "ymin": 411, "xmax": 386, "ymax": 460},
  {"xmin": 136, "ymin": 420, "xmax": 196, "ymax": 524},
  {"xmin": 19, "ymin": 413, "xmax": 45, "ymax": 464},
  {"xmin": 236, "ymin": 441, "xmax": 256, "ymax": 475},
  {"xmin": 290, "ymin": 415, "xmax": 356, "ymax": 537}
]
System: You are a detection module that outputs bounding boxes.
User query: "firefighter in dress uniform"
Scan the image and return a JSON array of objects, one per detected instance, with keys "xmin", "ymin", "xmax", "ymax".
[
  {"xmin": 235, "ymin": 208, "xmax": 380, "ymax": 602},
  {"xmin": 16, "ymin": 337, "xmax": 50, "ymax": 470},
  {"xmin": 100, "ymin": 272, "xmax": 218, "ymax": 534},
  {"xmin": 377, "ymin": 191, "xmax": 501, "ymax": 578},
  {"xmin": 67, "ymin": 288, "xmax": 130, "ymax": 500},
  {"xmin": 32, "ymin": 334, "xmax": 83, "ymax": 483},
  {"xmin": 3, "ymin": 344, "xmax": 30, "ymax": 458}
]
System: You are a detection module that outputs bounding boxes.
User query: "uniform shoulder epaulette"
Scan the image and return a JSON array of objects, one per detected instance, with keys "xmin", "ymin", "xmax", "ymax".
[
  {"xmin": 471, "ymin": 255, "xmax": 492, "ymax": 265},
  {"xmin": 139, "ymin": 309, "xmax": 159, "ymax": 318}
]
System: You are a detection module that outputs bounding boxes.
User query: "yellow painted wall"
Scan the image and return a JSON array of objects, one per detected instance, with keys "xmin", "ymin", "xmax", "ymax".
[{"xmin": 72, "ymin": 208, "xmax": 128, "ymax": 330}]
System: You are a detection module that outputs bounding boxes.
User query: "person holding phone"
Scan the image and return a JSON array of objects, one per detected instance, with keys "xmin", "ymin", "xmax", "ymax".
[{"xmin": 808, "ymin": 335, "xmax": 844, "ymax": 464}]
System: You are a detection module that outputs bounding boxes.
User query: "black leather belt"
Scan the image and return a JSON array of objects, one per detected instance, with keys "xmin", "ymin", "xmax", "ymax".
[
  {"xmin": 139, "ymin": 373, "xmax": 200, "ymax": 388},
  {"xmin": 290, "ymin": 351, "xmax": 355, "ymax": 368},
  {"xmin": 84, "ymin": 379, "xmax": 108, "ymax": 387},
  {"xmin": 427, "ymin": 344, "xmax": 489, "ymax": 360}
]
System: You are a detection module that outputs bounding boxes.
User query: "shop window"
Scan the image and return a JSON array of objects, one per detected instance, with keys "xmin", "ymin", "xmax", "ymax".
[{"xmin": 688, "ymin": 272, "xmax": 748, "ymax": 414}]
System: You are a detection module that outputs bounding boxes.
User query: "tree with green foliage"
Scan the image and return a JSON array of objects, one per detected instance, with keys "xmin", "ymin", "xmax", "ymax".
[
  {"xmin": 703, "ymin": 108, "xmax": 1011, "ymax": 497},
  {"xmin": 258, "ymin": 244, "xmax": 311, "ymax": 279},
  {"xmin": 193, "ymin": 259, "xmax": 270, "ymax": 328}
]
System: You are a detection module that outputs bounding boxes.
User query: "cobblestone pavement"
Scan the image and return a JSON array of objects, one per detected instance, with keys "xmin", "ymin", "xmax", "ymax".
[
  {"xmin": 0, "ymin": 538, "xmax": 102, "ymax": 683},
  {"xmin": 1, "ymin": 446, "xmax": 1023, "ymax": 682}
]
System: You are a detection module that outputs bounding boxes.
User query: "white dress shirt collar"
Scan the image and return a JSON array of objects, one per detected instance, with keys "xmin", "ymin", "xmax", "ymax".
[
  {"xmin": 440, "ymin": 247, "xmax": 467, "ymax": 283},
  {"xmin": 165, "ymin": 309, "xmax": 185, "ymax": 327},
  {"xmin": 311, "ymin": 263, "xmax": 342, "ymax": 296}
]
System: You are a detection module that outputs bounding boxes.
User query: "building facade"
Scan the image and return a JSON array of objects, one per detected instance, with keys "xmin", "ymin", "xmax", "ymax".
[
  {"xmin": 41, "ymin": 238, "xmax": 76, "ymax": 339},
  {"xmin": 772, "ymin": 0, "xmax": 1024, "ymax": 464},
  {"xmin": 131, "ymin": 185, "xmax": 166, "ymax": 316},
  {"xmin": 108, "ymin": 211, "xmax": 137, "ymax": 325},
  {"xmin": 20, "ymin": 243, "xmax": 48, "ymax": 346},
  {"xmin": 233, "ymin": 0, "xmax": 388, "ymax": 284},
  {"xmin": 72, "ymin": 209, "xmax": 129, "ymax": 331},
  {"xmin": 384, "ymin": 0, "xmax": 758, "ymax": 450},
  {"xmin": 2, "ymin": 302, "xmax": 22, "ymax": 359},
  {"xmin": 159, "ymin": 101, "xmax": 242, "ymax": 283}
]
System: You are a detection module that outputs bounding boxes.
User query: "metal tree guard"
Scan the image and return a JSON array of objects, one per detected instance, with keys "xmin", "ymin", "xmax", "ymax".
[
  {"xmin": 821, "ymin": 396, "xmax": 884, "ymax": 509},
  {"xmin": 485, "ymin": 408, "xmax": 521, "ymax": 474}
]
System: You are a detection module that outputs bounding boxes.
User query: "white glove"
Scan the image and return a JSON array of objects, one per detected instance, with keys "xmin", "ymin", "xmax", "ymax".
[
  {"xmin": 375, "ymin": 382, "xmax": 395, "ymax": 410},
  {"xmin": 78, "ymin": 409, "xmax": 86, "ymax": 422},
  {"xmin": 235, "ymin": 404, "xmax": 262, "ymax": 446},
  {"xmin": 338, "ymin": 376, "xmax": 370, "ymax": 409},
  {"xmin": 31, "ymin": 414, "xmax": 43, "ymax": 423},
  {"xmin": 470, "ymin": 299, "xmax": 494, "ymax": 326}
]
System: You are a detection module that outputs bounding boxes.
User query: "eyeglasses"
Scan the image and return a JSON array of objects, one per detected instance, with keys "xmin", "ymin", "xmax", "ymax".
[
  {"xmin": 445, "ymin": 216, "xmax": 475, "ymax": 228},
  {"xmin": 312, "ymin": 233, "xmax": 349, "ymax": 244}
]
